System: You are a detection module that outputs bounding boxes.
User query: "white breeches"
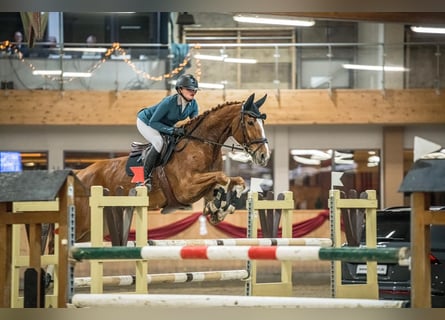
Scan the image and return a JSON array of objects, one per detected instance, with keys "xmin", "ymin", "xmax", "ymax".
[{"xmin": 136, "ymin": 118, "xmax": 163, "ymax": 152}]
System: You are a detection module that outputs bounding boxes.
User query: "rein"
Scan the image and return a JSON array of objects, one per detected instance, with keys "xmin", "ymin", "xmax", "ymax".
[
  {"xmin": 181, "ymin": 134, "xmax": 245, "ymax": 152},
  {"xmin": 176, "ymin": 109, "xmax": 267, "ymax": 154}
]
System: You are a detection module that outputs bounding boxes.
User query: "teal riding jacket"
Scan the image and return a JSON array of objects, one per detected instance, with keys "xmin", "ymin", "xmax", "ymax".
[{"xmin": 137, "ymin": 94, "xmax": 199, "ymax": 135}]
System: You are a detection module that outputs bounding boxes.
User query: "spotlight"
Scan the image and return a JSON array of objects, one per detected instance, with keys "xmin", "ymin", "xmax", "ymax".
[
  {"xmin": 233, "ymin": 14, "xmax": 315, "ymax": 27},
  {"xmin": 410, "ymin": 26, "xmax": 445, "ymax": 34}
]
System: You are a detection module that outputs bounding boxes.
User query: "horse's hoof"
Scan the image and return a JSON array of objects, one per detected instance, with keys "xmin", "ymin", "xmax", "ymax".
[
  {"xmin": 208, "ymin": 209, "xmax": 232, "ymax": 225},
  {"xmin": 136, "ymin": 182, "xmax": 151, "ymax": 192},
  {"xmin": 208, "ymin": 213, "xmax": 222, "ymax": 225},
  {"xmin": 144, "ymin": 181, "xmax": 152, "ymax": 192},
  {"xmin": 44, "ymin": 272, "xmax": 53, "ymax": 289}
]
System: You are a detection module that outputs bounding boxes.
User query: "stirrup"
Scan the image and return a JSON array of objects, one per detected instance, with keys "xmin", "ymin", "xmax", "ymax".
[{"xmin": 143, "ymin": 177, "xmax": 152, "ymax": 192}]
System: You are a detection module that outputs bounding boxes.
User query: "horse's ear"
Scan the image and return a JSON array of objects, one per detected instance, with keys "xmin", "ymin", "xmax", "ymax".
[
  {"xmin": 243, "ymin": 93, "xmax": 255, "ymax": 110},
  {"xmin": 254, "ymin": 94, "xmax": 267, "ymax": 109}
]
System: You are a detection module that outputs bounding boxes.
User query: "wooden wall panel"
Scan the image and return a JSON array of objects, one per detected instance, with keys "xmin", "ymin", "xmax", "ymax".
[{"xmin": 1, "ymin": 89, "xmax": 444, "ymax": 126}]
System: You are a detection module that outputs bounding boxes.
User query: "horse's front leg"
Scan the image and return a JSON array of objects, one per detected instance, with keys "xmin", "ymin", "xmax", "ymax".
[
  {"xmin": 178, "ymin": 171, "xmax": 246, "ymax": 224},
  {"xmin": 197, "ymin": 174, "xmax": 246, "ymax": 225}
]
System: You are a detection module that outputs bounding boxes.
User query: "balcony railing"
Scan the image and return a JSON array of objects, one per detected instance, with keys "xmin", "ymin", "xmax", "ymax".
[{"xmin": 0, "ymin": 40, "xmax": 443, "ymax": 92}]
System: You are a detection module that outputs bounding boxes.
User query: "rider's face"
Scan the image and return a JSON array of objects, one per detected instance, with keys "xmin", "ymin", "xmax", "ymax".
[{"xmin": 181, "ymin": 87, "xmax": 197, "ymax": 100}]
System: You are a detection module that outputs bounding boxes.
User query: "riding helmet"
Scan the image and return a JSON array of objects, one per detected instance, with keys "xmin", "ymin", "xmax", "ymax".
[{"xmin": 175, "ymin": 74, "xmax": 199, "ymax": 91}]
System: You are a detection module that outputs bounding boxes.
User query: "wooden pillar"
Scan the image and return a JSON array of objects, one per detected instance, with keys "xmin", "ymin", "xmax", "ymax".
[
  {"xmin": 399, "ymin": 159, "xmax": 445, "ymax": 308},
  {"xmin": 25, "ymin": 224, "xmax": 43, "ymax": 307},
  {"xmin": 382, "ymin": 126, "xmax": 404, "ymax": 207},
  {"xmin": 410, "ymin": 192, "xmax": 431, "ymax": 307},
  {"xmin": 0, "ymin": 203, "xmax": 12, "ymax": 307}
]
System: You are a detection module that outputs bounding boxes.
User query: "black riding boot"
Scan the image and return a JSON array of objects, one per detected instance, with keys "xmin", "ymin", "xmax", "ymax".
[{"xmin": 142, "ymin": 147, "xmax": 160, "ymax": 191}]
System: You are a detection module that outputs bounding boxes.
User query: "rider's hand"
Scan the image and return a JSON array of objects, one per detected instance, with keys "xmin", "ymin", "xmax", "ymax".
[{"xmin": 173, "ymin": 127, "xmax": 185, "ymax": 137}]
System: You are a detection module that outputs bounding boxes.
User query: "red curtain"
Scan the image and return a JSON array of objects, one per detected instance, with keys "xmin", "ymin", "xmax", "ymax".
[{"xmin": 115, "ymin": 210, "xmax": 330, "ymax": 241}]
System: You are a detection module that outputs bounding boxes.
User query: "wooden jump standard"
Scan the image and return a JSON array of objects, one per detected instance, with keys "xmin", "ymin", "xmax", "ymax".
[
  {"xmin": 329, "ymin": 189, "xmax": 380, "ymax": 300},
  {"xmin": 0, "ymin": 170, "xmax": 77, "ymax": 308},
  {"xmin": 245, "ymin": 191, "xmax": 294, "ymax": 297}
]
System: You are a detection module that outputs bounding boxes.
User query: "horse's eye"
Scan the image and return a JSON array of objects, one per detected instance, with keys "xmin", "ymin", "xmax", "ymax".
[{"xmin": 247, "ymin": 120, "xmax": 255, "ymax": 126}]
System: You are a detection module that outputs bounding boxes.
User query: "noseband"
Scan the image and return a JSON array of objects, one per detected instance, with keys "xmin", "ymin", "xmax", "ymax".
[{"xmin": 239, "ymin": 110, "xmax": 268, "ymax": 156}]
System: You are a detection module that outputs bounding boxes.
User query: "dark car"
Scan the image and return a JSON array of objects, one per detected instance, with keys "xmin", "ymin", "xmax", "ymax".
[{"xmin": 341, "ymin": 206, "xmax": 445, "ymax": 308}]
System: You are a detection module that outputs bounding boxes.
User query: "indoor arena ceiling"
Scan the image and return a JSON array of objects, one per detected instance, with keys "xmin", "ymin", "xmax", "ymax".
[{"xmin": 269, "ymin": 12, "xmax": 445, "ymax": 25}]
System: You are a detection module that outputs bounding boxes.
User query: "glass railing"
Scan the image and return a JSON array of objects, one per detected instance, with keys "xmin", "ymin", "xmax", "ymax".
[{"xmin": 0, "ymin": 41, "xmax": 443, "ymax": 91}]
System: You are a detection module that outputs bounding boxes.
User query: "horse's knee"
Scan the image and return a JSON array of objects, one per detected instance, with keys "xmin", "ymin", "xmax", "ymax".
[
  {"xmin": 232, "ymin": 184, "xmax": 245, "ymax": 198},
  {"xmin": 214, "ymin": 172, "xmax": 230, "ymax": 186},
  {"xmin": 229, "ymin": 176, "xmax": 245, "ymax": 190}
]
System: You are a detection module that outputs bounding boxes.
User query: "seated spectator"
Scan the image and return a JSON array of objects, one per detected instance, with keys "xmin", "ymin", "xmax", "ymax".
[
  {"xmin": 45, "ymin": 36, "xmax": 72, "ymax": 59},
  {"xmin": 86, "ymin": 34, "xmax": 97, "ymax": 46},
  {"xmin": 82, "ymin": 34, "xmax": 102, "ymax": 59},
  {"xmin": 13, "ymin": 31, "xmax": 29, "ymax": 57}
]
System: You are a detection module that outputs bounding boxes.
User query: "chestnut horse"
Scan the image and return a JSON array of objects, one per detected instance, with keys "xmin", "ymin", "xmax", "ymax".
[{"xmin": 73, "ymin": 93, "xmax": 270, "ymax": 243}]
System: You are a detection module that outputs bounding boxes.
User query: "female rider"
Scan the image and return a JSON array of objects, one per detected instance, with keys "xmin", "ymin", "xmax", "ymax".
[{"xmin": 136, "ymin": 74, "xmax": 199, "ymax": 190}]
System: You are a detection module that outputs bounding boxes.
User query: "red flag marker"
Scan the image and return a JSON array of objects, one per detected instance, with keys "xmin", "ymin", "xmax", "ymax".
[{"xmin": 130, "ymin": 166, "xmax": 145, "ymax": 183}]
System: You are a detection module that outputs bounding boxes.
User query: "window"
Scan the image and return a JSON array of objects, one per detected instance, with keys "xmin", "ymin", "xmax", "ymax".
[
  {"xmin": 20, "ymin": 151, "xmax": 48, "ymax": 171},
  {"xmin": 223, "ymin": 149, "xmax": 274, "ymax": 209},
  {"xmin": 64, "ymin": 151, "xmax": 127, "ymax": 170},
  {"xmin": 289, "ymin": 149, "xmax": 380, "ymax": 209}
]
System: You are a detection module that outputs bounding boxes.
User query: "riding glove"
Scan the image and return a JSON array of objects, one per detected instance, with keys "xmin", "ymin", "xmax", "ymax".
[{"xmin": 173, "ymin": 127, "xmax": 185, "ymax": 137}]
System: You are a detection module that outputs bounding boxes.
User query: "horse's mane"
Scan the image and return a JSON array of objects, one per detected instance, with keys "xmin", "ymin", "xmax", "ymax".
[{"xmin": 183, "ymin": 100, "xmax": 242, "ymax": 129}]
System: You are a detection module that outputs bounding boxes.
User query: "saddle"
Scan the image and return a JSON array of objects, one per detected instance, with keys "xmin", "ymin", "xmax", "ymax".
[
  {"xmin": 125, "ymin": 135, "xmax": 175, "ymax": 177},
  {"xmin": 125, "ymin": 135, "xmax": 189, "ymax": 213}
]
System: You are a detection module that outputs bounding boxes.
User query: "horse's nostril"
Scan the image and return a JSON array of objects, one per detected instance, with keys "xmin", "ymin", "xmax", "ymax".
[{"xmin": 259, "ymin": 153, "xmax": 269, "ymax": 166}]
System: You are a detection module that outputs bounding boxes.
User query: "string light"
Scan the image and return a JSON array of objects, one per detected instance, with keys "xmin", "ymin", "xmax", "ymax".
[{"xmin": 0, "ymin": 40, "xmax": 202, "ymax": 84}]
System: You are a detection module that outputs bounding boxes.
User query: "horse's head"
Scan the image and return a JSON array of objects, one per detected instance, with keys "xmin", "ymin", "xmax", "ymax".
[{"xmin": 235, "ymin": 93, "xmax": 270, "ymax": 166}]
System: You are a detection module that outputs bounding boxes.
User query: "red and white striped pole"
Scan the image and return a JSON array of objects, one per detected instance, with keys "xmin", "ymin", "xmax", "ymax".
[
  {"xmin": 146, "ymin": 238, "xmax": 332, "ymax": 247},
  {"xmin": 71, "ymin": 245, "xmax": 410, "ymax": 265}
]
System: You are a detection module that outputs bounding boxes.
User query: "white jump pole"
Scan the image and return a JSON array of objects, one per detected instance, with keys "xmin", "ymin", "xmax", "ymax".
[
  {"xmin": 146, "ymin": 238, "xmax": 332, "ymax": 247},
  {"xmin": 75, "ymin": 237, "xmax": 332, "ymax": 248},
  {"xmin": 70, "ymin": 293, "xmax": 408, "ymax": 308},
  {"xmin": 74, "ymin": 269, "xmax": 249, "ymax": 288}
]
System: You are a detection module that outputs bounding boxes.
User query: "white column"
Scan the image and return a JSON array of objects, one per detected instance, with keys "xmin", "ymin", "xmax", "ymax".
[
  {"xmin": 47, "ymin": 12, "xmax": 61, "ymax": 42},
  {"xmin": 356, "ymin": 22, "xmax": 405, "ymax": 89},
  {"xmin": 356, "ymin": 22, "xmax": 384, "ymax": 89},
  {"xmin": 47, "ymin": 144, "xmax": 64, "ymax": 171},
  {"xmin": 383, "ymin": 24, "xmax": 405, "ymax": 89},
  {"xmin": 273, "ymin": 126, "xmax": 289, "ymax": 194}
]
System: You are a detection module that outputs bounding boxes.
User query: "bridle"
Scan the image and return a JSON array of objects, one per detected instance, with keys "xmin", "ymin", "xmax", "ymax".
[
  {"xmin": 176, "ymin": 106, "xmax": 268, "ymax": 158},
  {"xmin": 238, "ymin": 110, "xmax": 268, "ymax": 156}
]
